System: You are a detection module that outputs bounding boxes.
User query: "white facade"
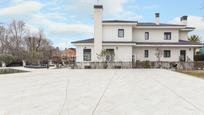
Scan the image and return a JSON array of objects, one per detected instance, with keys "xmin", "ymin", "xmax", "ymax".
[
  {"xmin": 72, "ymin": 5, "xmax": 203, "ymax": 63},
  {"xmin": 133, "ymin": 28, "xmax": 179, "ymax": 42},
  {"xmin": 75, "ymin": 45, "xmax": 94, "ymax": 62},
  {"xmin": 103, "ymin": 25, "xmax": 133, "ymax": 42},
  {"xmin": 179, "ymin": 31, "xmax": 188, "ymax": 41},
  {"xmin": 103, "ymin": 45, "xmax": 132, "ymax": 62},
  {"xmin": 133, "ymin": 47, "xmax": 194, "ymax": 62}
]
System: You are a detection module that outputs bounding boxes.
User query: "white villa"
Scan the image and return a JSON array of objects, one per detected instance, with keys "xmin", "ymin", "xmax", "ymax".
[{"xmin": 72, "ymin": 5, "xmax": 203, "ymax": 66}]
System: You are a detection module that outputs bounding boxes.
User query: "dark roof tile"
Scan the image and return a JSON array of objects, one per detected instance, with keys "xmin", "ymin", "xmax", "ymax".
[
  {"xmin": 136, "ymin": 40, "xmax": 203, "ymax": 45},
  {"xmin": 71, "ymin": 38, "xmax": 94, "ymax": 43},
  {"xmin": 103, "ymin": 41, "xmax": 135, "ymax": 43},
  {"xmin": 72, "ymin": 38, "xmax": 203, "ymax": 46},
  {"xmin": 94, "ymin": 5, "xmax": 103, "ymax": 9},
  {"xmin": 184, "ymin": 27, "xmax": 195, "ymax": 29},
  {"xmin": 103, "ymin": 20, "xmax": 138, "ymax": 23},
  {"xmin": 137, "ymin": 22, "xmax": 184, "ymax": 26},
  {"xmin": 102, "ymin": 20, "xmax": 195, "ymax": 28}
]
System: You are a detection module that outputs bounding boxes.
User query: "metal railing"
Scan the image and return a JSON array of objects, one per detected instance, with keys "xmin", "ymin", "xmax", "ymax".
[{"xmin": 73, "ymin": 61, "xmax": 204, "ymax": 70}]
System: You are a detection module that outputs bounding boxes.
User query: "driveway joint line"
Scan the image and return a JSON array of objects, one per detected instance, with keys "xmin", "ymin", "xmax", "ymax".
[{"xmin": 150, "ymin": 76, "xmax": 204, "ymax": 114}]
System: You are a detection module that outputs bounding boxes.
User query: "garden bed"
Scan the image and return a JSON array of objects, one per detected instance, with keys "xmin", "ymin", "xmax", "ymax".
[
  {"xmin": 178, "ymin": 70, "xmax": 204, "ymax": 79},
  {"xmin": 0, "ymin": 68, "xmax": 27, "ymax": 75},
  {"xmin": 24, "ymin": 65, "xmax": 47, "ymax": 69}
]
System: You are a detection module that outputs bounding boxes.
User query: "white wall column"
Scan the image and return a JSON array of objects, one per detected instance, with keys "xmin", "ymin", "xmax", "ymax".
[{"xmin": 93, "ymin": 5, "xmax": 103, "ymax": 61}]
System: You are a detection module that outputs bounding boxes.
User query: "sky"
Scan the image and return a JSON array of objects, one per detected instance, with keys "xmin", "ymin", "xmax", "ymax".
[{"xmin": 0, "ymin": 0, "xmax": 203, "ymax": 49}]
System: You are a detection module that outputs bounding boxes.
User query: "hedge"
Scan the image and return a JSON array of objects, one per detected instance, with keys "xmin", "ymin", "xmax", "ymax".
[{"xmin": 194, "ymin": 55, "xmax": 204, "ymax": 61}]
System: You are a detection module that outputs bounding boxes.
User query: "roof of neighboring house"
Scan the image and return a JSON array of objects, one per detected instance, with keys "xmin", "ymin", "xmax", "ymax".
[
  {"xmin": 72, "ymin": 38, "xmax": 203, "ymax": 46},
  {"xmin": 62, "ymin": 48, "xmax": 76, "ymax": 58},
  {"xmin": 65, "ymin": 48, "xmax": 76, "ymax": 51}
]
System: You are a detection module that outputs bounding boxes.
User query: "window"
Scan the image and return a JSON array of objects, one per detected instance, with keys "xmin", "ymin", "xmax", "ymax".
[
  {"xmin": 163, "ymin": 50, "xmax": 171, "ymax": 58},
  {"xmin": 83, "ymin": 49, "xmax": 91, "ymax": 61},
  {"xmin": 164, "ymin": 32, "xmax": 171, "ymax": 40},
  {"xmin": 144, "ymin": 50, "xmax": 149, "ymax": 58},
  {"xmin": 118, "ymin": 29, "xmax": 124, "ymax": 38},
  {"xmin": 145, "ymin": 32, "xmax": 149, "ymax": 40}
]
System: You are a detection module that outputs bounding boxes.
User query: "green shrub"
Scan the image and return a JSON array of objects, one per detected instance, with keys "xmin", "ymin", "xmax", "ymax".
[
  {"xmin": 25, "ymin": 51, "xmax": 44, "ymax": 64},
  {"xmin": 194, "ymin": 55, "xmax": 204, "ymax": 61},
  {"xmin": 0, "ymin": 69, "xmax": 27, "ymax": 74},
  {"xmin": 143, "ymin": 60, "xmax": 151, "ymax": 68},
  {"xmin": 0, "ymin": 54, "xmax": 16, "ymax": 65}
]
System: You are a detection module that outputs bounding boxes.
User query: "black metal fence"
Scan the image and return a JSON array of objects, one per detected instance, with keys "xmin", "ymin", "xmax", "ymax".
[
  {"xmin": 75, "ymin": 62, "xmax": 132, "ymax": 69},
  {"xmin": 74, "ymin": 61, "xmax": 204, "ymax": 70}
]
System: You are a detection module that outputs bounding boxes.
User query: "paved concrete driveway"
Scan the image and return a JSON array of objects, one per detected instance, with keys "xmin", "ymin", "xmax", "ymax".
[{"xmin": 0, "ymin": 69, "xmax": 204, "ymax": 115}]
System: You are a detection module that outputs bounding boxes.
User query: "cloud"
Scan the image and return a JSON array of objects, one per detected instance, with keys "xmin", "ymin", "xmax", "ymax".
[
  {"xmin": 0, "ymin": 1, "xmax": 43, "ymax": 16},
  {"xmin": 55, "ymin": 40, "xmax": 73, "ymax": 50},
  {"xmin": 65, "ymin": 0, "xmax": 141, "ymax": 19},
  {"xmin": 49, "ymin": 23, "xmax": 93, "ymax": 34},
  {"xmin": 109, "ymin": 11, "xmax": 143, "ymax": 21},
  {"xmin": 169, "ymin": 16, "xmax": 204, "ymax": 42},
  {"xmin": 102, "ymin": 0, "xmax": 126, "ymax": 16},
  {"xmin": 0, "ymin": 0, "xmax": 140, "ymax": 33},
  {"xmin": 143, "ymin": 4, "xmax": 159, "ymax": 9},
  {"xmin": 30, "ymin": 14, "xmax": 93, "ymax": 34},
  {"xmin": 10, "ymin": 0, "xmax": 26, "ymax": 3},
  {"xmin": 170, "ymin": 16, "xmax": 204, "ymax": 29},
  {"xmin": 26, "ymin": 24, "xmax": 39, "ymax": 33},
  {"xmin": 0, "ymin": 0, "xmax": 143, "ymax": 48}
]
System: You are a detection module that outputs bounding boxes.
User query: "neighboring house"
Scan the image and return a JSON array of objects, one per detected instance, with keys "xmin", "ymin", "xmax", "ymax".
[
  {"xmin": 62, "ymin": 48, "xmax": 76, "ymax": 58},
  {"xmin": 72, "ymin": 5, "xmax": 203, "ymax": 65},
  {"xmin": 51, "ymin": 47, "xmax": 62, "ymax": 58},
  {"xmin": 61, "ymin": 48, "xmax": 76, "ymax": 64}
]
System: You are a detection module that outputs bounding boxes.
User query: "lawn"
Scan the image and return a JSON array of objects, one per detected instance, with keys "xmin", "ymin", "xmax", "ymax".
[
  {"xmin": 0, "ymin": 68, "xmax": 27, "ymax": 74},
  {"xmin": 178, "ymin": 70, "xmax": 204, "ymax": 79}
]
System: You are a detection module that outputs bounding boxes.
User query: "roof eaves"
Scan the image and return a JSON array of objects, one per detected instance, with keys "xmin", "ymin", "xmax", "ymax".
[
  {"xmin": 137, "ymin": 23, "xmax": 185, "ymax": 26},
  {"xmin": 71, "ymin": 38, "xmax": 94, "ymax": 44},
  {"xmin": 103, "ymin": 20, "xmax": 138, "ymax": 23},
  {"xmin": 135, "ymin": 40, "xmax": 203, "ymax": 45}
]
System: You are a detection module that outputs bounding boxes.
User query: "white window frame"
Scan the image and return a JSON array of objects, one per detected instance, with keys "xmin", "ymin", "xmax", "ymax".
[
  {"xmin": 163, "ymin": 50, "xmax": 171, "ymax": 58},
  {"xmin": 118, "ymin": 29, "xmax": 124, "ymax": 38},
  {"xmin": 145, "ymin": 32, "xmax": 149, "ymax": 40},
  {"xmin": 83, "ymin": 49, "xmax": 91, "ymax": 61},
  {"xmin": 164, "ymin": 32, "xmax": 171, "ymax": 40},
  {"xmin": 144, "ymin": 50, "xmax": 149, "ymax": 58}
]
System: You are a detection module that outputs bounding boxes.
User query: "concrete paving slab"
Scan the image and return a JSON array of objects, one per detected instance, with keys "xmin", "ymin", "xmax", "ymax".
[{"xmin": 0, "ymin": 69, "xmax": 204, "ymax": 115}]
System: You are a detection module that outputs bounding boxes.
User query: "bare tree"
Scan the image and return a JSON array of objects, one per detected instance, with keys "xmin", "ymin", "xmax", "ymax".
[
  {"xmin": 155, "ymin": 48, "xmax": 163, "ymax": 68},
  {"xmin": 0, "ymin": 20, "xmax": 55, "ymax": 65},
  {"xmin": 0, "ymin": 24, "xmax": 6, "ymax": 53},
  {"xmin": 7, "ymin": 20, "xmax": 28, "ymax": 59},
  {"xmin": 0, "ymin": 24, "xmax": 11, "ymax": 54},
  {"xmin": 24, "ymin": 29, "xmax": 54, "ymax": 64},
  {"xmin": 155, "ymin": 48, "xmax": 163, "ymax": 62}
]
